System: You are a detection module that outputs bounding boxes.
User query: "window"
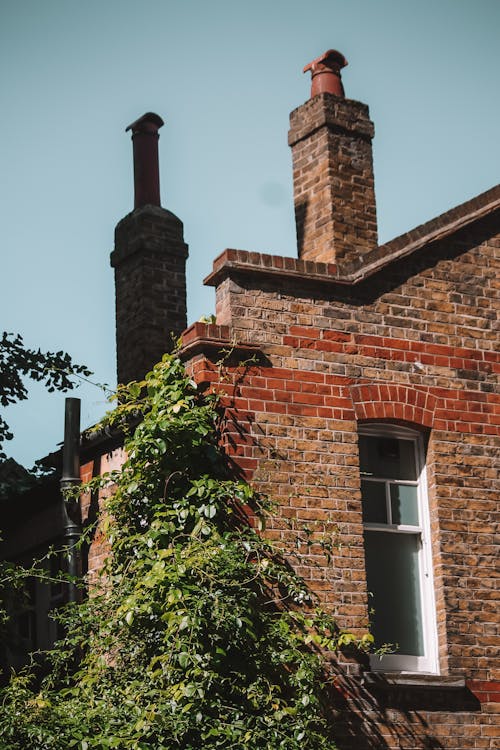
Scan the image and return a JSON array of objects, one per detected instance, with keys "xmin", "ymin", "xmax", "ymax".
[{"xmin": 359, "ymin": 425, "xmax": 438, "ymax": 673}]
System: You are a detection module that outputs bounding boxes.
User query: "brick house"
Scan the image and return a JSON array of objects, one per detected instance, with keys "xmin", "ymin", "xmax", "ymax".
[{"xmin": 3, "ymin": 50, "xmax": 499, "ymax": 748}]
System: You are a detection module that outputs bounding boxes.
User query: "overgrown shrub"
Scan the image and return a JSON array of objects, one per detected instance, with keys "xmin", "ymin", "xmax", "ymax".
[{"xmin": 0, "ymin": 354, "xmax": 372, "ymax": 749}]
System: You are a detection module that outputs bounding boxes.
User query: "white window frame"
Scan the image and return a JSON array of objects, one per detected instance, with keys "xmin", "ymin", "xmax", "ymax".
[{"xmin": 359, "ymin": 424, "xmax": 439, "ymax": 674}]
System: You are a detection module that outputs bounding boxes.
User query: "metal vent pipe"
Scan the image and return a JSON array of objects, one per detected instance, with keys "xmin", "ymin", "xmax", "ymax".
[
  {"xmin": 60, "ymin": 397, "xmax": 82, "ymax": 603},
  {"xmin": 126, "ymin": 112, "xmax": 164, "ymax": 208}
]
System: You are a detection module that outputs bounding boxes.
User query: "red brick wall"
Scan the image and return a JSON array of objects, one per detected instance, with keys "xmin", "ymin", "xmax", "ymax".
[
  {"xmin": 182, "ymin": 211, "xmax": 500, "ymax": 749},
  {"xmin": 80, "ymin": 449, "xmax": 125, "ymax": 585}
]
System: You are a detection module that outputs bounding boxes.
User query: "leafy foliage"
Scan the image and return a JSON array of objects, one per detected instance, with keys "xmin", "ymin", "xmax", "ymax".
[
  {"xmin": 0, "ymin": 331, "xmax": 92, "ymax": 460},
  {"xmin": 0, "ymin": 332, "xmax": 91, "ymax": 659},
  {"xmin": 0, "ymin": 353, "xmax": 372, "ymax": 749}
]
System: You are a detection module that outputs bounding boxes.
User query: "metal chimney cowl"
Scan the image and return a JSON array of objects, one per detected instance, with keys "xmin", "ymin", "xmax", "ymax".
[{"xmin": 126, "ymin": 112, "xmax": 164, "ymax": 209}]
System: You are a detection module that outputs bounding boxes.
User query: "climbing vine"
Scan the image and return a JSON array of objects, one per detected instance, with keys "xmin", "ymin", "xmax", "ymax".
[{"xmin": 0, "ymin": 353, "xmax": 372, "ymax": 749}]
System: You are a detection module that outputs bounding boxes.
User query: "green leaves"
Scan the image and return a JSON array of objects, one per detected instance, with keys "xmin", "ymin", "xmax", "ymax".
[
  {"xmin": 0, "ymin": 331, "xmax": 92, "ymax": 462},
  {"xmin": 0, "ymin": 352, "xmax": 372, "ymax": 749}
]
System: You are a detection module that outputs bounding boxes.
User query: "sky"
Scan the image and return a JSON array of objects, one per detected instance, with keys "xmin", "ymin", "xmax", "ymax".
[{"xmin": 1, "ymin": 0, "xmax": 499, "ymax": 469}]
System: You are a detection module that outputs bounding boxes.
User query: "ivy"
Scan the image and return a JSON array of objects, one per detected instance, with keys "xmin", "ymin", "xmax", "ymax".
[{"xmin": 0, "ymin": 353, "xmax": 372, "ymax": 749}]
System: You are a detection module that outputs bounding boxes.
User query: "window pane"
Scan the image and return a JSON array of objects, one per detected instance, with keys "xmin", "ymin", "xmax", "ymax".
[
  {"xmin": 390, "ymin": 484, "xmax": 419, "ymax": 526},
  {"xmin": 361, "ymin": 480, "xmax": 387, "ymax": 524},
  {"xmin": 364, "ymin": 531, "xmax": 424, "ymax": 656},
  {"xmin": 18, "ymin": 611, "xmax": 36, "ymax": 643},
  {"xmin": 359, "ymin": 436, "xmax": 417, "ymax": 480}
]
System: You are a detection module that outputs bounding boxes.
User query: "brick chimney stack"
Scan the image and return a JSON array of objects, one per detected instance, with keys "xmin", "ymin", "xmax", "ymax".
[
  {"xmin": 110, "ymin": 113, "xmax": 188, "ymax": 385},
  {"xmin": 288, "ymin": 50, "xmax": 378, "ymax": 268}
]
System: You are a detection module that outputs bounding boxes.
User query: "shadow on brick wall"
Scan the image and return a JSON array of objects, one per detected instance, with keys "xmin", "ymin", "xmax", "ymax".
[{"xmin": 323, "ymin": 659, "xmax": 481, "ymax": 749}]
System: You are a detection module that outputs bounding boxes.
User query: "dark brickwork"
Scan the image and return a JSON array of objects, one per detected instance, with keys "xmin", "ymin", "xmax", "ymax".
[
  {"xmin": 289, "ymin": 93, "xmax": 378, "ymax": 267},
  {"xmin": 110, "ymin": 204, "xmax": 188, "ymax": 384}
]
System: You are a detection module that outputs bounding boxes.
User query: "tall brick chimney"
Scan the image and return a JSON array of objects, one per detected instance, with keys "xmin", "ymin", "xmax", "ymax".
[
  {"xmin": 110, "ymin": 113, "xmax": 188, "ymax": 385},
  {"xmin": 288, "ymin": 50, "xmax": 378, "ymax": 268}
]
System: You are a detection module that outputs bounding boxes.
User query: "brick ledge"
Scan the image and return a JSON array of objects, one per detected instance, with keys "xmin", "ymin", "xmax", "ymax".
[{"xmin": 179, "ymin": 321, "xmax": 262, "ymax": 361}]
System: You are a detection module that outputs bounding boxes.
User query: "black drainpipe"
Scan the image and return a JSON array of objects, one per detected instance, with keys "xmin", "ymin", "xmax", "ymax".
[{"xmin": 60, "ymin": 397, "xmax": 82, "ymax": 603}]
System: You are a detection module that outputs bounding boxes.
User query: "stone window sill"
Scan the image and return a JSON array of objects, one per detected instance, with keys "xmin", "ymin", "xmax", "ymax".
[{"xmin": 362, "ymin": 672, "xmax": 466, "ymax": 691}]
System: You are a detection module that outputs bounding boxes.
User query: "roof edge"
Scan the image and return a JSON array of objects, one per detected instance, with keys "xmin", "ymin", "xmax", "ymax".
[
  {"xmin": 348, "ymin": 183, "xmax": 500, "ymax": 281},
  {"xmin": 204, "ymin": 184, "xmax": 500, "ymax": 289}
]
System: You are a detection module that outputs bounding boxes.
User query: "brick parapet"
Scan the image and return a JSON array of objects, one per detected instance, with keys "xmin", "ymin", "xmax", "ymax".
[
  {"xmin": 353, "ymin": 187, "xmax": 500, "ymax": 280},
  {"xmin": 205, "ymin": 248, "xmax": 341, "ymax": 288}
]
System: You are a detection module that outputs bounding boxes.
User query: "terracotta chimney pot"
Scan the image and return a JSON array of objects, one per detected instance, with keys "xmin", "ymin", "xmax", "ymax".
[
  {"xmin": 126, "ymin": 112, "xmax": 164, "ymax": 208},
  {"xmin": 303, "ymin": 49, "xmax": 348, "ymax": 98}
]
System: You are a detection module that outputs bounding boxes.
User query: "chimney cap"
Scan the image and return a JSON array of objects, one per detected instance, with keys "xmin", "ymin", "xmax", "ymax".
[
  {"xmin": 126, "ymin": 112, "xmax": 164, "ymax": 134},
  {"xmin": 303, "ymin": 49, "xmax": 348, "ymax": 74},
  {"xmin": 303, "ymin": 49, "xmax": 348, "ymax": 98}
]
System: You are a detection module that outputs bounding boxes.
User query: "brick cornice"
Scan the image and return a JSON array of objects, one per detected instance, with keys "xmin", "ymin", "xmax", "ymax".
[
  {"xmin": 111, "ymin": 205, "xmax": 188, "ymax": 267},
  {"xmin": 179, "ymin": 321, "xmax": 262, "ymax": 361},
  {"xmin": 288, "ymin": 93, "xmax": 374, "ymax": 147},
  {"xmin": 204, "ymin": 248, "xmax": 345, "ymax": 288}
]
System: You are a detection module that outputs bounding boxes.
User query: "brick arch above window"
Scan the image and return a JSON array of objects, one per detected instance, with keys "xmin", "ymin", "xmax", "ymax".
[{"xmin": 349, "ymin": 383, "xmax": 437, "ymax": 428}]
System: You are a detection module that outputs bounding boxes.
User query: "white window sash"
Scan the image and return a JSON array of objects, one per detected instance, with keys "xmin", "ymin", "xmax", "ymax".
[{"xmin": 359, "ymin": 424, "xmax": 439, "ymax": 674}]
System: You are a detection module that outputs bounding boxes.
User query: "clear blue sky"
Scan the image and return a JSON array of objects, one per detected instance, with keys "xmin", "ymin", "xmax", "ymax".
[{"xmin": 1, "ymin": 0, "xmax": 499, "ymax": 468}]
